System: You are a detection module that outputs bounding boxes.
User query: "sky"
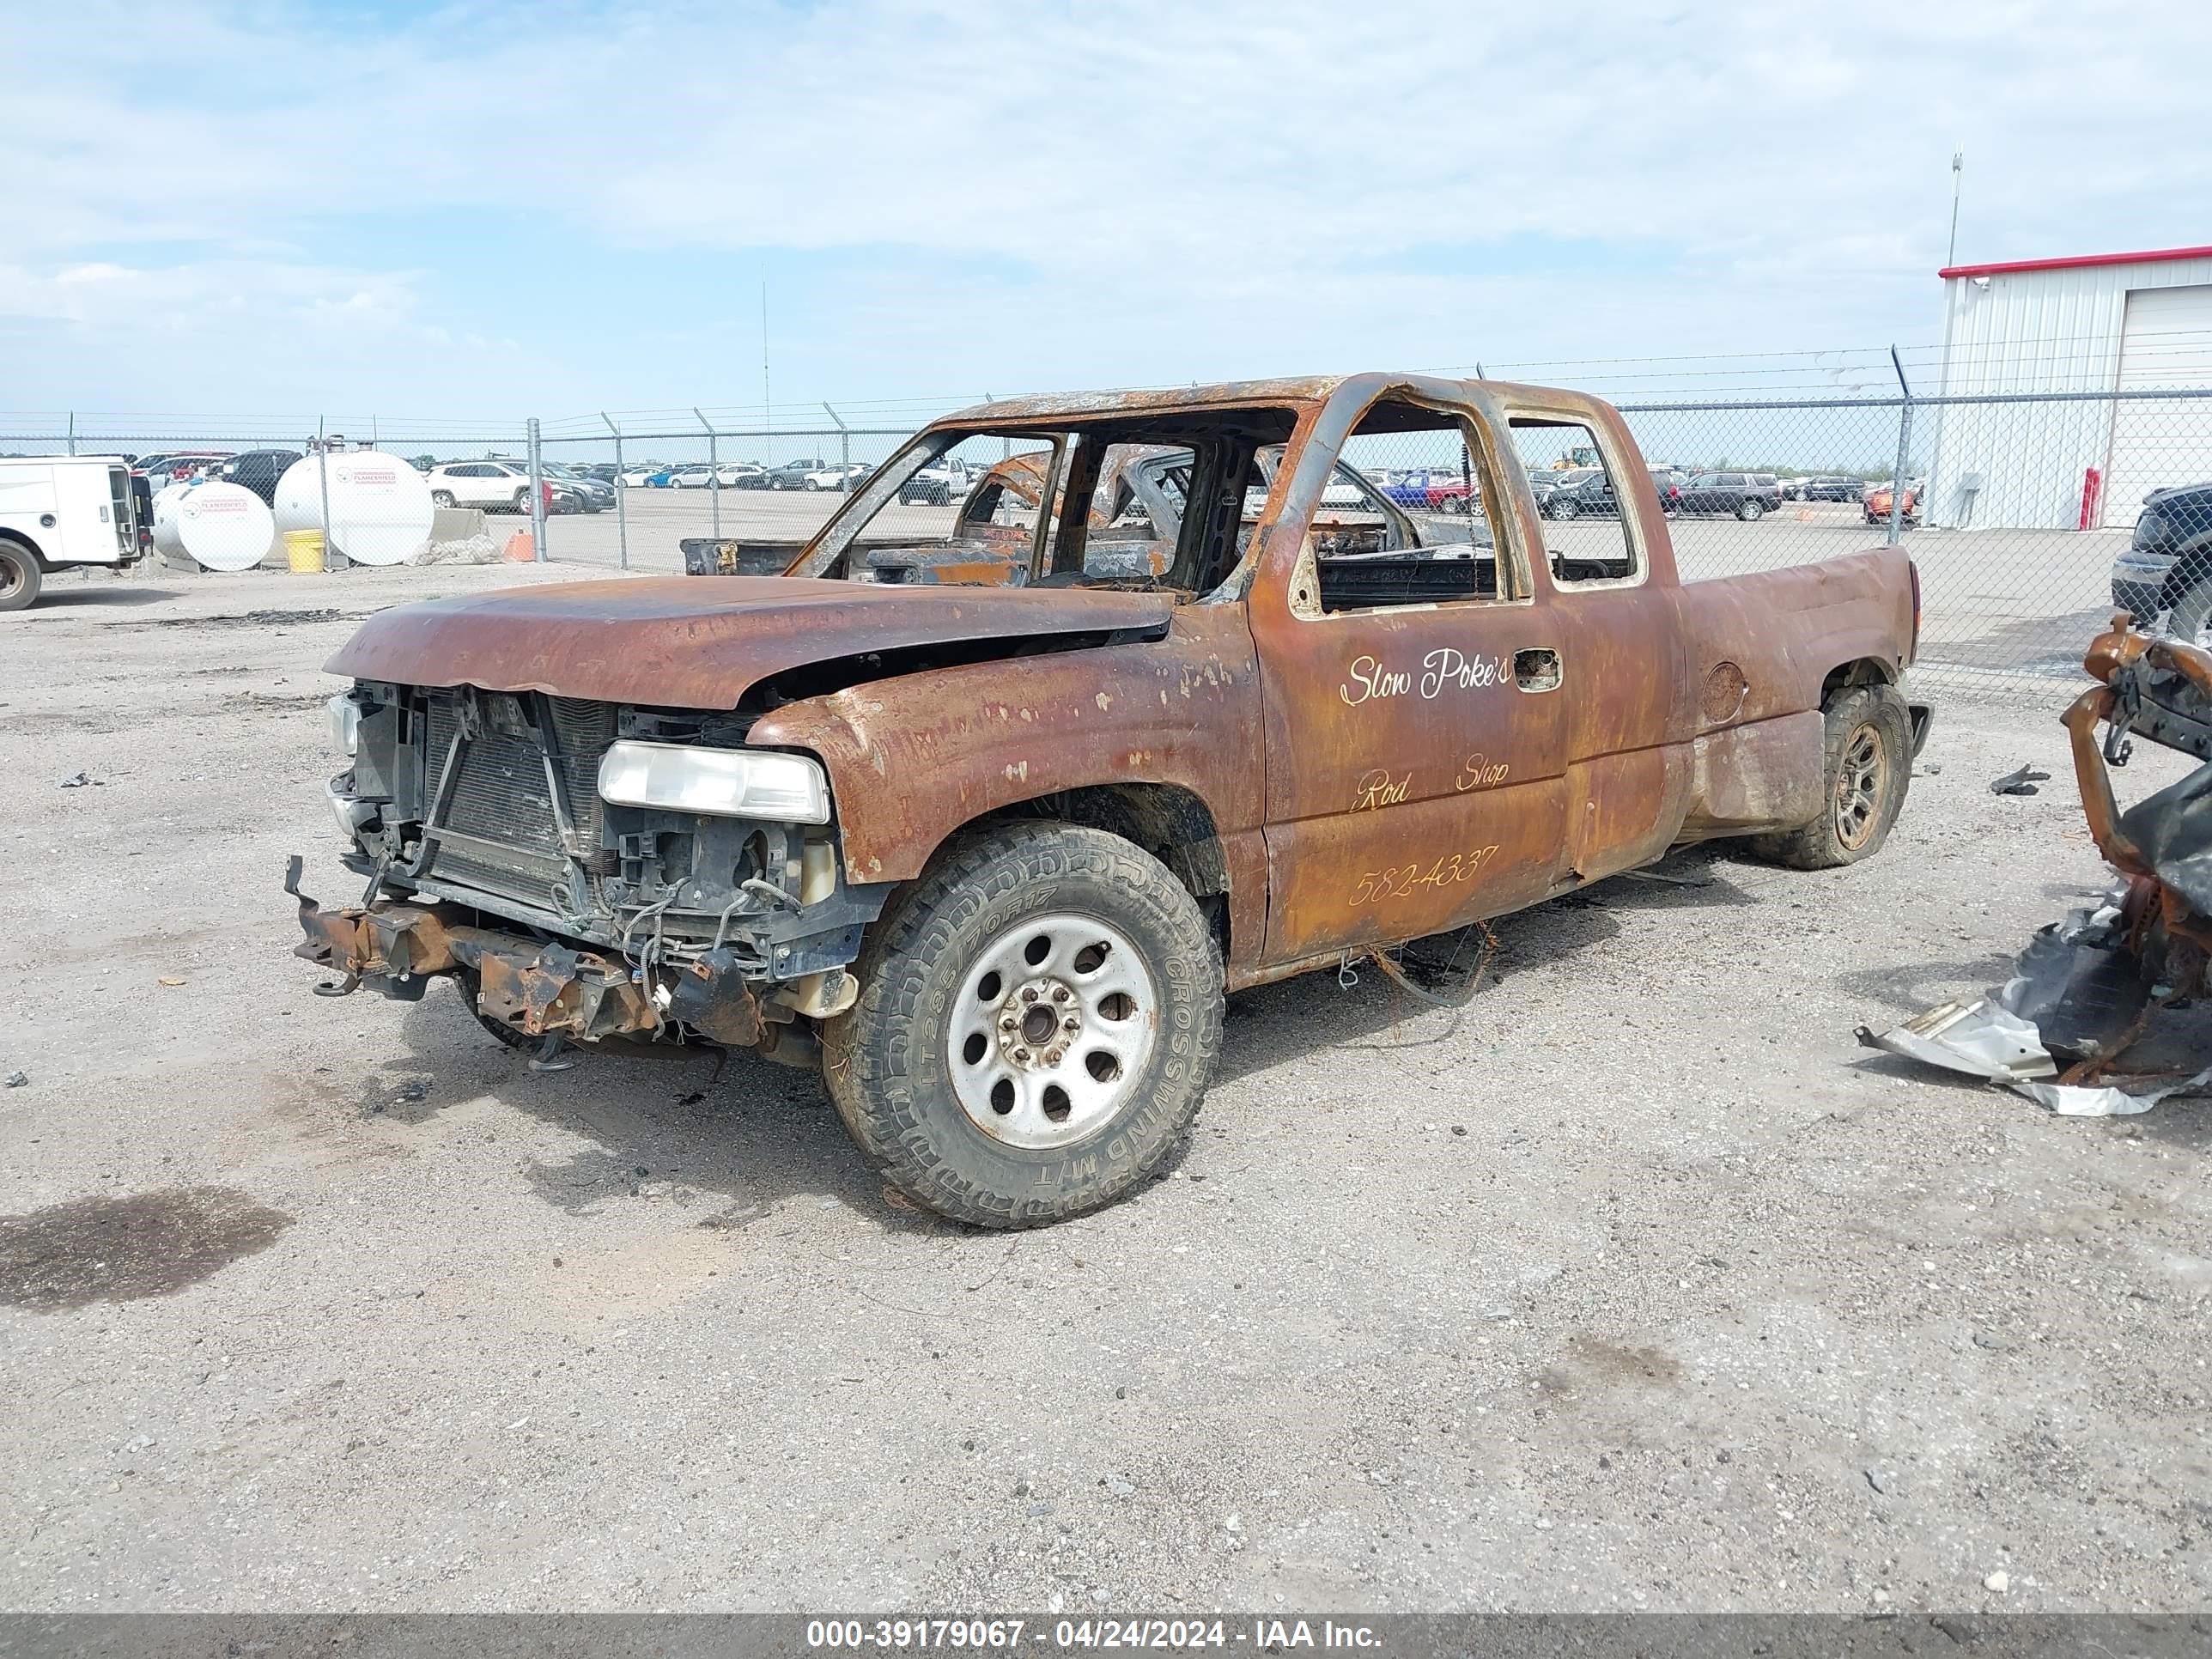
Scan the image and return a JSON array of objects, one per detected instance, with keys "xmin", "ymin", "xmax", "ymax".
[{"xmin": 5, "ymin": 0, "xmax": 2209, "ymax": 438}]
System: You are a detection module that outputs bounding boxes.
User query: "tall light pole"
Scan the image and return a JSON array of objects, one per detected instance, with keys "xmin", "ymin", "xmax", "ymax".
[{"xmin": 1947, "ymin": 150, "xmax": 1964, "ymax": 269}]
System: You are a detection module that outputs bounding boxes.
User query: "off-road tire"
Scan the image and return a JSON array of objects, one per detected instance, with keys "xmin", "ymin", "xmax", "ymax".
[
  {"xmin": 0, "ymin": 539, "xmax": 42, "ymax": 613},
  {"xmin": 1737, "ymin": 497, "xmax": 1765, "ymax": 521},
  {"xmin": 1751, "ymin": 684, "xmax": 1912, "ymax": 869},
  {"xmin": 823, "ymin": 822, "xmax": 1224, "ymax": 1228}
]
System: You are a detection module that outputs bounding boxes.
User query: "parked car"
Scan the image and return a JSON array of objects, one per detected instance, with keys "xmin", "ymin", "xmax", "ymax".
[
  {"xmin": 1649, "ymin": 468, "xmax": 1682, "ymax": 514},
  {"xmin": 765, "ymin": 459, "xmax": 833, "ymax": 490},
  {"xmin": 424, "ymin": 460, "xmax": 555, "ymax": 514},
  {"xmin": 899, "ymin": 457, "xmax": 981, "ymax": 505},
  {"xmin": 1863, "ymin": 481, "xmax": 1919, "ymax": 526},
  {"xmin": 1676, "ymin": 471, "xmax": 1783, "ymax": 520},
  {"xmin": 1540, "ymin": 472, "xmax": 1626, "ymax": 520},
  {"xmin": 131, "ymin": 451, "xmax": 233, "ymax": 486},
  {"xmin": 715, "ymin": 463, "xmax": 766, "ymax": 489},
  {"xmin": 544, "ymin": 464, "xmax": 613, "ymax": 513},
  {"xmin": 301, "ymin": 372, "xmax": 1926, "ymax": 1227},
  {"xmin": 669, "ymin": 465, "xmax": 718, "ymax": 489},
  {"xmin": 219, "ymin": 448, "xmax": 302, "ymax": 506},
  {"xmin": 1800, "ymin": 475, "xmax": 1868, "ymax": 502},
  {"xmin": 1379, "ymin": 468, "xmax": 1449, "ymax": 510},
  {"xmin": 2112, "ymin": 482, "xmax": 2212, "ymax": 641},
  {"xmin": 644, "ymin": 469, "xmax": 684, "ymax": 488},
  {"xmin": 483, "ymin": 458, "xmax": 590, "ymax": 515},
  {"xmin": 801, "ymin": 461, "xmax": 871, "ymax": 492},
  {"xmin": 619, "ymin": 466, "xmax": 665, "ymax": 487}
]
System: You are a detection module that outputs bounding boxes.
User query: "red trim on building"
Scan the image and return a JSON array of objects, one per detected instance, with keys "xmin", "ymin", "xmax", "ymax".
[{"xmin": 1939, "ymin": 246, "xmax": 2212, "ymax": 280}]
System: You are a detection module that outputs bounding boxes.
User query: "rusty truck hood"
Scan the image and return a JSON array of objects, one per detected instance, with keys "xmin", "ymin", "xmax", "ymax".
[{"xmin": 325, "ymin": 575, "xmax": 1180, "ymax": 709}]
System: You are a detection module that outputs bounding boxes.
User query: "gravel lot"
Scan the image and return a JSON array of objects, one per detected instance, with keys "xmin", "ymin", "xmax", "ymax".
[{"xmin": 3, "ymin": 558, "xmax": 2207, "ymax": 1613}]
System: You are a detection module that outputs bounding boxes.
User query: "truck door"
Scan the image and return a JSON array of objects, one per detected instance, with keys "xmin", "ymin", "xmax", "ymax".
[
  {"xmin": 1248, "ymin": 390, "xmax": 1574, "ymax": 967},
  {"xmin": 1504, "ymin": 404, "xmax": 1688, "ymax": 886}
]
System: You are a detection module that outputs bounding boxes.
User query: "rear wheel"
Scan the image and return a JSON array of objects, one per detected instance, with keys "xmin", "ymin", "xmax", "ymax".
[
  {"xmin": 1737, "ymin": 497, "xmax": 1765, "ymax": 521},
  {"xmin": 1552, "ymin": 497, "xmax": 1579, "ymax": 520},
  {"xmin": 430, "ymin": 489, "xmax": 456, "ymax": 508},
  {"xmin": 823, "ymin": 822, "xmax": 1223, "ymax": 1228},
  {"xmin": 1751, "ymin": 684, "xmax": 1912, "ymax": 869},
  {"xmin": 0, "ymin": 539, "xmax": 42, "ymax": 613}
]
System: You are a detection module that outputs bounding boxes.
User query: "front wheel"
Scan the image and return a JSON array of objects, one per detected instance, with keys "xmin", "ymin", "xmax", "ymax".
[
  {"xmin": 1737, "ymin": 498, "xmax": 1765, "ymax": 521},
  {"xmin": 1750, "ymin": 684, "xmax": 1912, "ymax": 869},
  {"xmin": 1551, "ymin": 498, "xmax": 1579, "ymax": 520},
  {"xmin": 430, "ymin": 490, "xmax": 455, "ymax": 508},
  {"xmin": 824, "ymin": 823, "xmax": 1224, "ymax": 1228},
  {"xmin": 0, "ymin": 540, "xmax": 42, "ymax": 613}
]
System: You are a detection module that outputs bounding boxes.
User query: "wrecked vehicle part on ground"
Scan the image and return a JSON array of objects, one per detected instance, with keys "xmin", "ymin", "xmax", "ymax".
[
  {"xmin": 1863, "ymin": 614, "xmax": 2212, "ymax": 1114},
  {"xmin": 300, "ymin": 372, "xmax": 1926, "ymax": 1227}
]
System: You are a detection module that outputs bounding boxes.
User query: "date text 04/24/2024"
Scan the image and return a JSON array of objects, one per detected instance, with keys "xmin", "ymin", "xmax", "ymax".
[{"xmin": 804, "ymin": 1619, "xmax": 1382, "ymax": 1650}]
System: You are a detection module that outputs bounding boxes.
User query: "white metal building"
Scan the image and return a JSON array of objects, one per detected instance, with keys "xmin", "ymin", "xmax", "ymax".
[{"xmin": 1925, "ymin": 245, "xmax": 2212, "ymax": 530}]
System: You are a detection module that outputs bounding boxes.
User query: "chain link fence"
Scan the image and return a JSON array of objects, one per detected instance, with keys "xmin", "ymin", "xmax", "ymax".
[{"xmin": 9, "ymin": 381, "xmax": 2210, "ymax": 695}]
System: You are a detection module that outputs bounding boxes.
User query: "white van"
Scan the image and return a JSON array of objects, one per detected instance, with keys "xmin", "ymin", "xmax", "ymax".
[{"xmin": 0, "ymin": 456, "xmax": 148, "ymax": 612}]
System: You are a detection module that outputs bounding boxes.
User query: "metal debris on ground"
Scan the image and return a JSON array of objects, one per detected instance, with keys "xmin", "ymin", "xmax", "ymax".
[
  {"xmin": 4, "ymin": 1072, "xmax": 27, "ymax": 1088},
  {"xmin": 59, "ymin": 771, "xmax": 100, "ymax": 789},
  {"xmin": 1863, "ymin": 615, "xmax": 2212, "ymax": 1117},
  {"xmin": 1988, "ymin": 763, "xmax": 2051, "ymax": 796}
]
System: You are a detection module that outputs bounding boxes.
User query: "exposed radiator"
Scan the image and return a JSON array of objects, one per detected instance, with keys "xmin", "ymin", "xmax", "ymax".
[{"xmin": 419, "ymin": 695, "xmax": 614, "ymax": 904}]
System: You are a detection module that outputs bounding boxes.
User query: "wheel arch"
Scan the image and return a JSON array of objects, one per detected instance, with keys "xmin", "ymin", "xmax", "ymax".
[
  {"xmin": 974, "ymin": 781, "xmax": 1231, "ymax": 949},
  {"xmin": 1819, "ymin": 656, "xmax": 1897, "ymax": 702},
  {"xmin": 0, "ymin": 526, "xmax": 49, "ymax": 569}
]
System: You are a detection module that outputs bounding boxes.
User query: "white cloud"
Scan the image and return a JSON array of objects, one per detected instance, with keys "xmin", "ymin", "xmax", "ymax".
[{"xmin": 5, "ymin": 0, "xmax": 2208, "ymax": 413}]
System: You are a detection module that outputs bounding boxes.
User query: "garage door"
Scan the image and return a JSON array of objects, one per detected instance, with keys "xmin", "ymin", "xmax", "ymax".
[{"xmin": 2105, "ymin": 283, "xmax": 2212, "ymax": 527}]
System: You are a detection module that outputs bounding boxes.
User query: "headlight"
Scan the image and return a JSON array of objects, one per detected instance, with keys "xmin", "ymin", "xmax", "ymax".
[
  {"xmin": 326, "ymin": 694, "xmax": 361, "ymax": 757},
  {"xmin": 597, "ymin": 741, "xmax": 830, "ymax": 823}
]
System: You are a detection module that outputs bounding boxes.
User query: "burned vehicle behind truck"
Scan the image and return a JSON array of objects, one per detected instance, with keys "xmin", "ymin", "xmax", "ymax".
[{"xmin": 296, "ymin": 374, "xmax": 1927, "ymax": 1226}]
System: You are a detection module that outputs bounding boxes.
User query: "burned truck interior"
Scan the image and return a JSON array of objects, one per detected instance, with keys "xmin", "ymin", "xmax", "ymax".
[{"xmin": 688, "ymin": 398, "xmax": 1500, "ymax": 609}]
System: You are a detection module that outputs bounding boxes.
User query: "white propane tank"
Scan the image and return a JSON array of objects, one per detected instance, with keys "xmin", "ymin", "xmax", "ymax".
[
  {"xmin": 150, "ymin": 479, "xmax": 277, "ymax": 573},
  {"xmin": 273, "ymin": 450, "xmax": 434, "ymax": 566}
]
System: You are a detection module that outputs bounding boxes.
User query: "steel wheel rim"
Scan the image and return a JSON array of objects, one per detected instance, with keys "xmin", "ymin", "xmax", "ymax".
[
  {"xmin": 1833, "ymin": 722, "xmax": 1888, "ymax": 849},
  {"xmin": 947, "ymin": 911, "xmax": 1158, "ymax": 1150},
  {"xmin": 0, "ymin": 556, "xmax": 21, "ymax": 599}
]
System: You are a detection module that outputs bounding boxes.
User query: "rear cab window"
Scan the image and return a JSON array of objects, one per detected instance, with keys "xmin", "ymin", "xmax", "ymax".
[{"xmin": 1508, "ymin": 414, "xmax": 1643, "ymax": 587}]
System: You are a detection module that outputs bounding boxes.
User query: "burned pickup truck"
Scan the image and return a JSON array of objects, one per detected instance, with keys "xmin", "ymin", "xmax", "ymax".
[{"xmin": 293, "ymin": 374, "xmax": 1928, "ymax": 1226}]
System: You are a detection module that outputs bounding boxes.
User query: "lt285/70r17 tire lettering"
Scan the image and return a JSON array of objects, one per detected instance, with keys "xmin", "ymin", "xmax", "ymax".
[{"xmin": 823, "ymin": 822, "xmax": 1224, "ymax": 1228}]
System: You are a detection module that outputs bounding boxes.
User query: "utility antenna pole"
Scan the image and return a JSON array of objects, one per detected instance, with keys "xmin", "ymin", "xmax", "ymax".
[{"xmin": 1947, "ymin": 150, "xmax": 1964, "ymax": 269}]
